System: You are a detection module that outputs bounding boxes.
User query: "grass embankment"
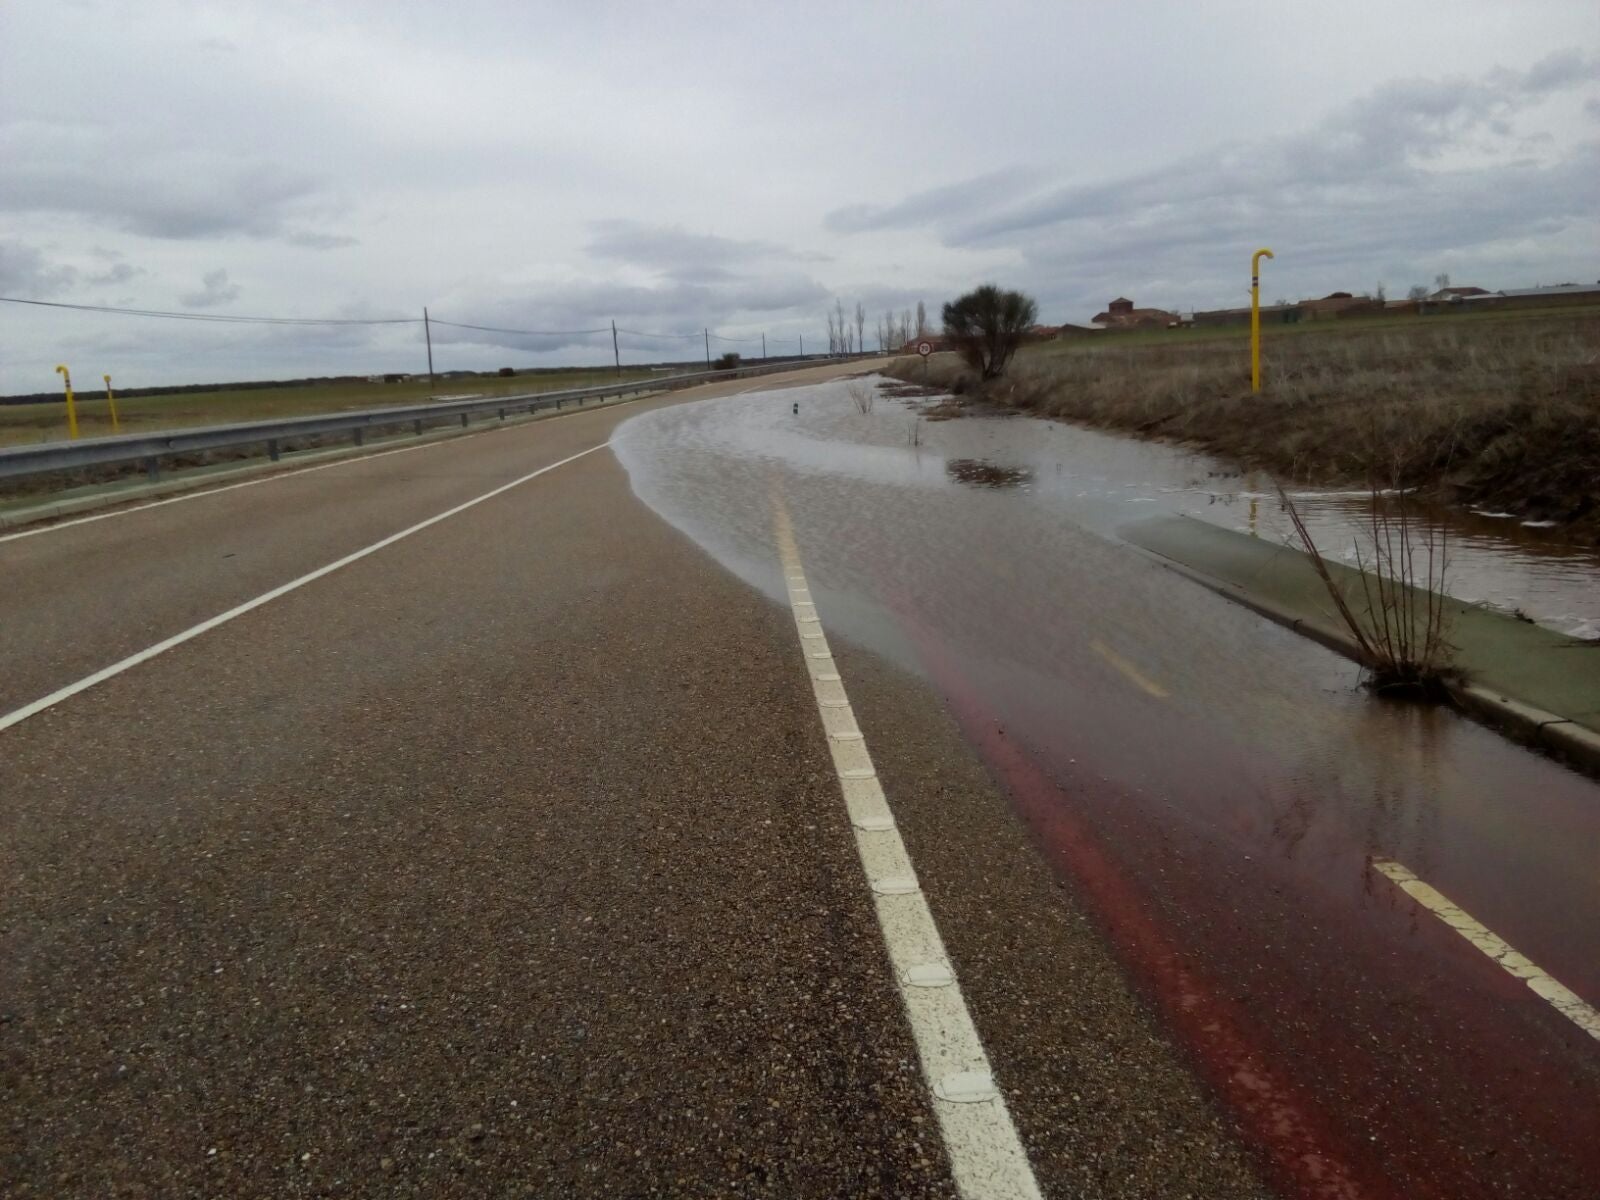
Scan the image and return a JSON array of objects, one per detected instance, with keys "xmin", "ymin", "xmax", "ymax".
[
  {"xmin": 0, "ymin": 368, "xmax": 661, "ymax": 448},
  {"xmin": 889, "ymin": 311, "xmax": 1600, "ymax": 542}
]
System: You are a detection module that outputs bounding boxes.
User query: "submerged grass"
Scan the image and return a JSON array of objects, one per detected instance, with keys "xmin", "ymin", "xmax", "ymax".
[
  {"xmin": 1280, "ymin": 483, "xmax": 1458, "ymax": 697},
  {"xmin": 888, "ymin": 311, "xmax": 1600, "ymax": 542}
]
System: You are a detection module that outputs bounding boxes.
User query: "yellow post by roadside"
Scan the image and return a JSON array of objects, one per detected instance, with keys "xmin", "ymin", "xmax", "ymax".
[
  {"xmin": 55, "ymin": 364, "xmax": 79, "ymax": 439},
  {"xmin": 1251, "ymin": 247, "xmax": 1274, "ymax": 394},
  {"xmin": 104, "ymin": 374, "xmax": 120, "ymax": 433}
]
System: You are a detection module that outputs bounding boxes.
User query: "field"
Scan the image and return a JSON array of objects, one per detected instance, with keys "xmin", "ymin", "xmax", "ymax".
[
  {"xmin": 0, "ymin": 368, "xmax": 664, "ymax": 448},
  {"xmin": 889, "ymin": 309, "xmax": 1600, "ymax": 541}
]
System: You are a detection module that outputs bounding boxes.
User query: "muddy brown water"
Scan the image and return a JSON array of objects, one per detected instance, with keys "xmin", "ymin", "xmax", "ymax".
[{"xmin": 614, "ymin": 376, "xmax": 1600, "ymax": 1200}]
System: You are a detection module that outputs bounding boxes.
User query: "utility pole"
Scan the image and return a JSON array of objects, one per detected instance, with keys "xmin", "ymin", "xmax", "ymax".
[
  {"xmin": 798, "ymin": 333, "xmax": 804, "ymax": 357},
  {"xmin": 423, "ymin": 307, "xmax": 435, "ymax": 386},
  {"xmin": 704, "ymin": 328, "xmax": 711, "ymax": 369},
  {"xmin": 611, "ymin": 320, "xmax": 621, "ymax": 378},
  {"xmin": 761, "ymin": 332, "xmax": 766, "ymax": 360}
]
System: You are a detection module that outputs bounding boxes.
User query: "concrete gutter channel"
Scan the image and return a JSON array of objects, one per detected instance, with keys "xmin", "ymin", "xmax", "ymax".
[{"xmin": 1124, "ymin": 515, "xmax": 1600, "ymax": 778}]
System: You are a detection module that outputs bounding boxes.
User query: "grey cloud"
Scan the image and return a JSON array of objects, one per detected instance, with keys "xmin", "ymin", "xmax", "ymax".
[
  {"xmin": 585, "ymin": 221, "xmax": 829, "ymax": 273},
  {"xmin": 822, "ymin": 167, "xmax": 1044, "ymax": 235},
  {"xmin": 286, "ymin": 231, "xmax": 360, "ymax": 250},
  {"xmin": 181, "ymin": 269, "xmax": 241, "ymax": 308},
  {"xmin": 947, "ymin": 52, "xmax": 1598, "ymax": 248},
  {"xmin": 87, "ymin": 262, "xmax": 144, "ymax": 287},
  {"xmin": 432, "ymin": 272, "xmax": 831, "ymax": 355},
  {"xmin": 0, "ymin": 241, "xmax": 78, "ymax": 296},
  {"xmin": 808, "ymin": 54, "xmax": 1598, "ymax": 325},
  {"xmin": 0, "ymin": 123, "xmax": 344, "ymax": 244}
]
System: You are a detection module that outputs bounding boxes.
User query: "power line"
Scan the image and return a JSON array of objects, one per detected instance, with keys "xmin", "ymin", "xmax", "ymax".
[
  {"xmin": 0, "ymin": 296, "xmax": 417, "ymax": 326},
  {"xmin": 613, "ymin": 327, "xmax": 702, "ymax": 341},
  {"xmin": 428, "ymin": 318, "xmax": 610, "ymax": 337},
  {"xmin": 5, "ymin": 294, "xmax": 820, "ymax": 369}
]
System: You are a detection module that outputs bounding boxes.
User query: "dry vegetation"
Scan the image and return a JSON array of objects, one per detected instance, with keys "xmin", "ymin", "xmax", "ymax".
[
  {"xmin": 1282, "ymin": 485, "xmax": 1458, "ymax": 695},
  {"xmin": 889, "ymin": 312, "xmax": 1600, "ymax": 542}
]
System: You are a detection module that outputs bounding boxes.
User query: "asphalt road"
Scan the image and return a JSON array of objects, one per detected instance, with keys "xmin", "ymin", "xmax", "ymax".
[{"xmin": 0, "ymin": 363, "xmax": 1266, "ymax": 1198}]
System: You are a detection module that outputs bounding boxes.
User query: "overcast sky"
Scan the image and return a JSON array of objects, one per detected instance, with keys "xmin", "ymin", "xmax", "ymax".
[{"xmin": 3, "ymin": 0, "xmax": 1596, "ymax": 391}]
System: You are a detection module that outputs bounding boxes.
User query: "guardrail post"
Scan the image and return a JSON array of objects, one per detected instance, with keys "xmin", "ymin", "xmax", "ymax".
[
  {"xmin": 268, "ymin": 439, "xmax": 280, "ymax": 462},
  {"xmin": 498, "ymin": 407, "xmax": 506, "ymax": 421},
  {"xmin": 143, "ymin": 456, "xmax": 160, "ymax": 481},
  {"xmin": 353, "ymin": 428, "xmax": 365, "ymax": 448},
  {"xmin": 413, "ymin": 419, "xmax": 423, "ymax": 436},
  {"xmin": 460, "ymin": 413, "xmax": 469, "ymax": 428}
]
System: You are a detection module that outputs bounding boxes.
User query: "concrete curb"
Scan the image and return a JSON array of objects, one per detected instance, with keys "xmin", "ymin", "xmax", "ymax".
[
  {"xmin": 1139, "ymin": 549, "xmax": 1600, "ymax": 781},
  {"xmin": 0, "ymin": 389, "xmax": 655, "ymax": 534}
]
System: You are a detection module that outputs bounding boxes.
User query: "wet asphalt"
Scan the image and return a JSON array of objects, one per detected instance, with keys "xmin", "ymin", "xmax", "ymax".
[{"xmin": 1, "ymin": 366, "xmax": 1265, "ymax": 1197}]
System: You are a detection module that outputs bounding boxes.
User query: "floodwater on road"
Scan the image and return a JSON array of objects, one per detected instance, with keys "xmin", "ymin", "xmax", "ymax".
[{"xmin": 613, "ymin": 376, "xmax": 1600, "ymax": 1200}]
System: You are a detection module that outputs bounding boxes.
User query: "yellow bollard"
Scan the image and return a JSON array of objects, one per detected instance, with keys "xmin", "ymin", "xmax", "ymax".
[
  {"xmin": 1251, "ymin": 247, "xmax": 1274, "ymax": 394},
  {"xmin": 104, "ymin": 374, "xmax": 120, "ymax": 434},
  {"xmin": 55, "ymin": 364, "xmax": 79, "ymax": 440}
]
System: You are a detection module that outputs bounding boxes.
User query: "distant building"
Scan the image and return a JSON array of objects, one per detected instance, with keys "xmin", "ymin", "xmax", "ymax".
[
  {"xmin": 1424, "ymin": 281, "xmax": 1600, "ymax": 314},
  {"xmin": 1091, "ymin": 297, "xmax": 1180, "ymax": 330},
  {"xmin": 1299, "ymin": 291, "xmax": 1382, "ymax": 319},
  {"xmin": 1492, "ymin": 282, "xmax": 1600, "ymax": 304},
  {"xmin": 1427, "ymin": 285, "xmax": 1491, "ymax": 302}
]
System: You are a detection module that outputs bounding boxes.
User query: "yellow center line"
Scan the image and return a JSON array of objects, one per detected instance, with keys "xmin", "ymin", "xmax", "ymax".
[{"xmin": 1090, "ymin": 639, "xmax": 1170, "ymax": 699}]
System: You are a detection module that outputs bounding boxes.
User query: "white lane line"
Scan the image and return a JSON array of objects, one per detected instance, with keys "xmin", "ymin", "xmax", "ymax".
[
  {"xmin": 1373, "ymin": 859, "xmax": 1600, "ymax": 1042},
  {"xmin": 770, "ymin": 495, "xmax": 1042, "ymax": 1200},
  {"xmin": 0, "ymin": 390, "xmax": 651, "ymax": 545},
  {"xmin": 0, "ymin": 445, "xmax": 606, "ymax": 736}
]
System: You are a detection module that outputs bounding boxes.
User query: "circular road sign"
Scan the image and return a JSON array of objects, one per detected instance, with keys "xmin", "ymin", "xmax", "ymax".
[{"xmin": 917, "ymin": 340, "xmax": 933, "ymax": 357}]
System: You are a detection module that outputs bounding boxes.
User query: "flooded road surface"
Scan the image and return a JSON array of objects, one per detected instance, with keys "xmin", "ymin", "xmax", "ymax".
[{"xmin": 613, "ymin": 377, "xmax": 1600, "ymax": 1200}]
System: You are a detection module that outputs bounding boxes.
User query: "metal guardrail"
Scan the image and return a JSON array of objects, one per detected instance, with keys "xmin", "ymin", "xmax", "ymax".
[{"xmin": 0, "ymin": 355, "xmax": 867, "ymax": 485}]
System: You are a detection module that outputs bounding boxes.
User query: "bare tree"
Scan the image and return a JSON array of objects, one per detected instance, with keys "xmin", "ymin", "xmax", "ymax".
[
  {"xmin": 1433, "ymin": 272, "xmax": 1451, "ymax": 293},
  {"xmin": 835, "ymin": 299, "xmax": 847, "ymax": 357},
  {"xmin": 915, "ymin": 301, "xmax": 927, "ymax": 337},
  {"xmin": 854, "ymin": 302, "xmax": 866, "ymax": 356},
  {"xmin": 825, "ymin": 309, "xmax": 838, "ymax": 355},
  {"xmin": 1407, "ymin": 284, "xmax": 1429, "ymax": 302},
  {"xmin": 1374, "ymin": 282, "xmax": 1387, "ymax": 302}
]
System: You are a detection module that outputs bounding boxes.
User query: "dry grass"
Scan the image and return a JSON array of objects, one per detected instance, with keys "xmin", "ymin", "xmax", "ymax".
[{"xmin": 889, "ymin": 312, "xmax": 1600, "ymax": 541}]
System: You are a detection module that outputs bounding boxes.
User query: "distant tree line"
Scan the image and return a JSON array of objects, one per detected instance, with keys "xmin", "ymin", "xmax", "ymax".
[{"xmin": 825, "ymin": 298, "xmax": 932, "ymax": 354}]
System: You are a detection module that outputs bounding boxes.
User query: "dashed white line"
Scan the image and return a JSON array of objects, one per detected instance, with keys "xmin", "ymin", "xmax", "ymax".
[
  {"xmin": 1373, "ymin": 858, "xmax": 1600, "ymax": 1042},
  {"xmin": 770, "ymin": 493, "xmax": 1043, "ymax": 1200},
  {"xmin": 0, "ymin": 445, "xmax": 606, "ymax": 736}
]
